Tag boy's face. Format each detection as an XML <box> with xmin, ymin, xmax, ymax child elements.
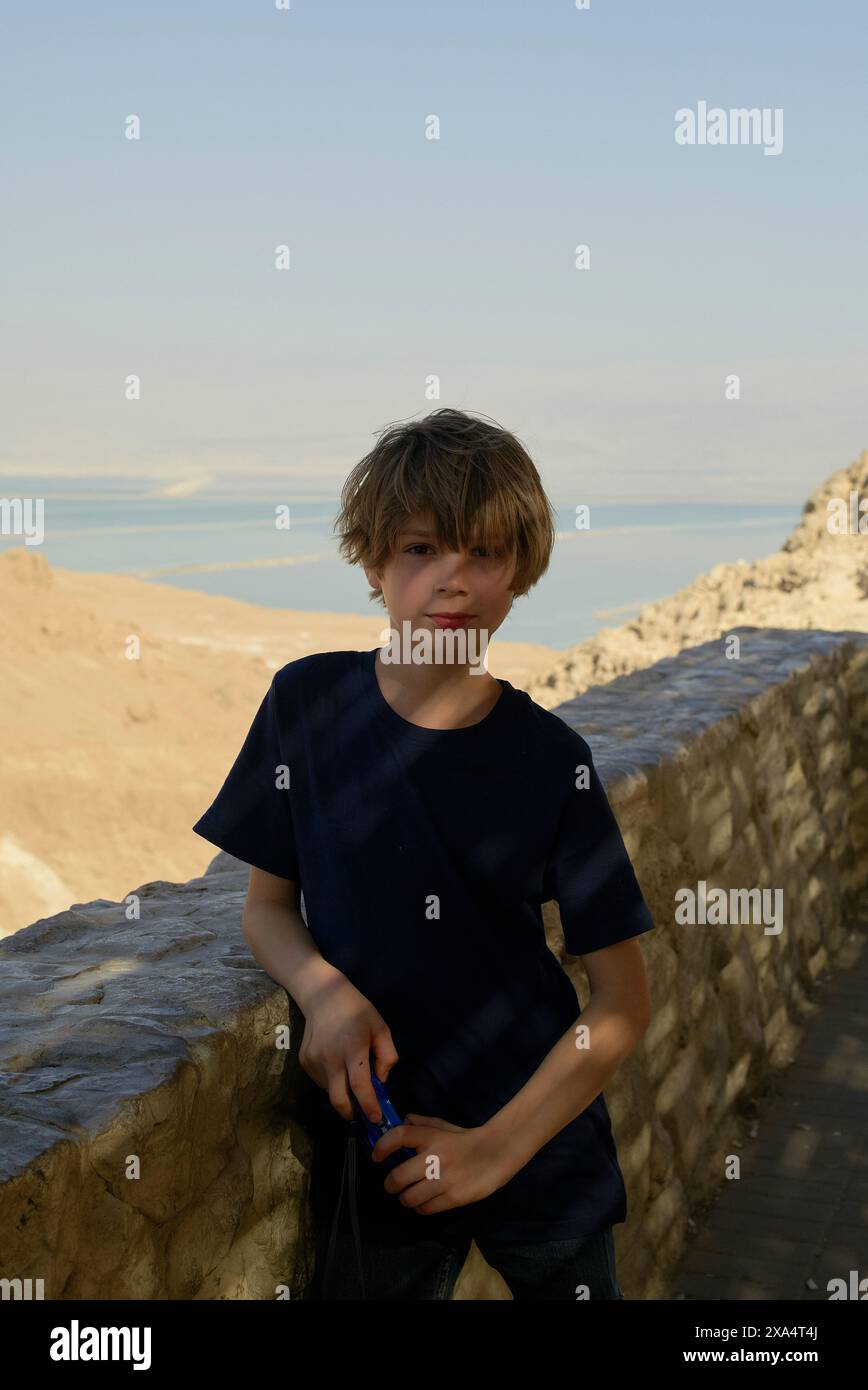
<box><xmin>365</xmin><ymin>511</ymin><xmax>516</xmax><ymax>645</ymax></box>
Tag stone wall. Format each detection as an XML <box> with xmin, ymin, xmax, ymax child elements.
<box><xmin>1</xmin><ymin>627</ymin><xmax>866</xmax><ymax>1300</ymax></box>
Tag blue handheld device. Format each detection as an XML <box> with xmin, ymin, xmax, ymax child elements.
<box><xmin>352</xmin><ymin>1073</ymin><xmax>417</xmax><ymax>1173</ymax></box>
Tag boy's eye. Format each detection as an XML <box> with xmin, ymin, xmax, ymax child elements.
<box><xmin>405</xmin><ymin>544</ymin><xmax>504</xmax><ymax>558</ymax></box>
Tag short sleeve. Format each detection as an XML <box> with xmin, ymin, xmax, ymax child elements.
<box><xmin>192</xmin><ymin>675</ymin><xmax>300</xmax><ymax>882</ymax></box>
<box><xmin>542</xmin><ymin>736</ymin><xmax>655</xmax><ymax>956</ymax></box>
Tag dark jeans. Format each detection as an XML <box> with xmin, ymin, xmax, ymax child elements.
<box><xmin>307</xmin><ymin>1218</ymin><xmax>626</xmax><ymax>1301</ymax></box>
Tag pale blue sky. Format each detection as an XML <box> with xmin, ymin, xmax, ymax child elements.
<box><xmin>1</xmin><ymin>0</ymin><xmax>865</xmax><ymax>503</ymax></box>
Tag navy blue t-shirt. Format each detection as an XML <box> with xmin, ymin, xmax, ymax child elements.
<box><xmin>192</xmin><ymin>646</ymin><xmax>655</xmax><ymax>1243</ymax></box>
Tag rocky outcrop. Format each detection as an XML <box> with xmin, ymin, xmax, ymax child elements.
<box><xmin>526</xmin><ymin>448</ymin><xmax>868</xmax><ymax>711</ymax></box>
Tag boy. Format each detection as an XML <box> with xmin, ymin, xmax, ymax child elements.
<box><xmin>192</xmin><ymin>407</ymin><xmax>654</xmax><ymax>1300</ymax></box>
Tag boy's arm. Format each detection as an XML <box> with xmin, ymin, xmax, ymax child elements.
<box><xmin>243</xmin><ymin>867</ymin><xmax>399</xmax><ymax>1123</ymax></box>
<box><xmin>480</xmin><ymin>938</ymin><xmax>651</xmax><ymax>1183</ymax></box>
<box><xmin>242</xmin><ymin>866</ymin><xmax>345</xmax><ymax>1012</ymax></box>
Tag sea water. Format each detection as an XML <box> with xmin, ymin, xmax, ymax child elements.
<box><xmin>0</xmin><ymin>478</ymin><xmax>801</xmax><ymax>650</ymax></box>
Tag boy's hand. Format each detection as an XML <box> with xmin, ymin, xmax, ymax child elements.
<box><xmin>297</xmin><ymin>973</ymin><xmax>398</xmax><ymax>1124</ymax></box>
<box><xmin>372</xmin><ymin>1113</ymin><xmax>518</xmax><ymax>1215</ymax></box>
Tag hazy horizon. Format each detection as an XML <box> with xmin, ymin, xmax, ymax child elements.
<box><xmin>2</xmin><ymin>1</ymin><xmax>866</xmax><ymax>506</ymax></box>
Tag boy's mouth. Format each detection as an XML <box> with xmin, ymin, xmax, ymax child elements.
<box><xmin>427</xmin><ymin>613</ymin><xmax>474</xmax><ymax>628</ymax></box>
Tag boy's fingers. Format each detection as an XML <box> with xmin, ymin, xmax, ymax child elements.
<box><xmin>370</xmin><ymin>1026</ymin><xmax>399</xmax><ymax>1083</ymax></box>
<box><xmin>348</xmin><ymin>1052</ymin><xmax>382</xmax><ymax>1123</ymax></box>
<box><xmin>372</xmin><ymin>1124</ymin><xmax>412</xmax><ymax>1159</ymax></box>
<box><xmin>327</xmin><ymin>1070</ymin><xmax>354</xmax><ymax>1122</ymax></box>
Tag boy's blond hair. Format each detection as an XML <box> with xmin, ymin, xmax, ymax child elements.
<box><xmin>333</xmin><ymin>407</ymin><xmax>557</xmax><ymax>609</ymax></box>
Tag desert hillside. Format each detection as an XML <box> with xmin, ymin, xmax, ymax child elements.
<box><xmin>1</xmin><ymin>447</ymin><xmax>865</xmax><ymax>938</ymax></box>
<box><xmin>0</xmin><ymin>555</ymin><xmax>553</xmax><ymax>938</ymax></box>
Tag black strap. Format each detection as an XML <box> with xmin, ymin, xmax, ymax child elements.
<box><xmin>321</xmin><ymin>1118</ymin><xmax>366</xmax><ymax>1299</ymax></box>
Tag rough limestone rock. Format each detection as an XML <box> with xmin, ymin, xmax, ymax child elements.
<box><xmin>526</xmin><ymin>447</ymin><xmax>868</xmax><ymax>712</ymax></box>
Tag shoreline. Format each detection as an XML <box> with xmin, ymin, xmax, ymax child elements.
<box><xmin>0</xmin><ymin>445</ymin><xmax>865</xmax><ymax>938</ymax></box>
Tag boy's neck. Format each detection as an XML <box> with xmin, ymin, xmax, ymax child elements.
<box><xmin>373</xmin><ymin>648</ymin><xmax>502</xmax><ymax>731</ymax></box>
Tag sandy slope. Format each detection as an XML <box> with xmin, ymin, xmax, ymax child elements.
<box><xmin>1</xmin><ymin>447</ymin><xmax>865</xmax><ymax>938</ymax></box>
<box><xmin>0</xmin><ymin>555</ymin><xmax>554</xmax><ymax>937</ymax></box>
